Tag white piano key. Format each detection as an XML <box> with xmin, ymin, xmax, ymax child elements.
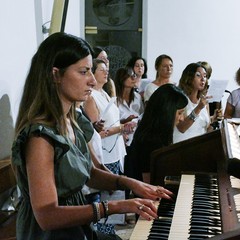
<box><xmin>168</xmin><ymin>174</ymin><xmax>195</xmax><ymax>240</ymax></box>
<box><xmin>230</xmin><ymin>176</ymin><xmax>240</xmax><ymax>221</ymax></box>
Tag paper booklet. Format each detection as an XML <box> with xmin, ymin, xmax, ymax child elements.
<box><xmin>207</xmin><ymin>79</ymin><xmax>229</xmax><ymax>103</ymax></box>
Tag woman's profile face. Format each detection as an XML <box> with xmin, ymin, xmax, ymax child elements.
<box><xmin>54</xmin><ymin>54</ymin><xmax>96</xmax><ymax>104</ymax></box>
<box><xmin>94</xmin><ymin>63</ymin><xmax>109</xmax><ymax>85</ymax></box>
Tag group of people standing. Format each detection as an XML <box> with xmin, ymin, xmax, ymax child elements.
<box><xmin>11</xmin><ymin>32</ymin><xmax>238</xmax><ymax>240</ymax></box>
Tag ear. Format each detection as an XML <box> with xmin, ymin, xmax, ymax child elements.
<box><xmin>52</xmin><ymin>67</ymin><xmax>60</xmax><ymax>83</ymax></box>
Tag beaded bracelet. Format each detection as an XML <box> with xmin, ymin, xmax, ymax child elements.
<box><xmin>101</xmin><ymin>200</ymin><xmax>109</xmax><ymax>217</ymax></box>
<box><xmin>92</xmin><ymin>202</ymin><xmax>101</xmax><ymax>223</ymax></box>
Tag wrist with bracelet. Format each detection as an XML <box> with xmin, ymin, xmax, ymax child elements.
<box><xmin>119</xmin><ymin>124</ymin><xmax>122</xmax><ymax>134</ymax></box>
<box><xmin>188</xmin><ymin>109</ymin><xmax>198</xmax><ymax>121</ymax></box>
<box><xmin>101</xmin><ymin>200</ymin><xmax>109</xmax><ymax>223</ymax></box>
<box><xmin>92</xmin><ymin>202</ymin><xmax>101</xmax><ymax>223</ymax></box>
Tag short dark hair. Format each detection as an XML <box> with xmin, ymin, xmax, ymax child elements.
<box><xmin>126</xmin><ymin>56</ymin><xmax>148</xmax><ymax>78</ymax></box>
<box><xmin>92</xmin><ymin>46</ymin><xmax>104</xmax><ymax>59</ymax></box>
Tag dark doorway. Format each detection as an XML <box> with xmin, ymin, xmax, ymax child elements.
<box><xmin>85</xmin><ymin>0</ymin><xmax>142</xmax><ymax>79</ymax></box>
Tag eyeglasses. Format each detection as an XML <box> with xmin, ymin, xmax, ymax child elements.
<box><xmin>96</xmin><ymin>68</ymin><xmax>109</xmax><ymax>73</ymax></box>
<box><xmin>99</xmin><ymin>56</ymin><xmax>109</xmax><ymax>62</ymax></box>
<box><xmin>130</xmin><ymin>73</ymin><xmax>137</xmax><ymax>79</ymax></box>
<box><xmin>195</xmin><ymin>71</ymin><xmax>207</xmax><ymax>80</ymax></box>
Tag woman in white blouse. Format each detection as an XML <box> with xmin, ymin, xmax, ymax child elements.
<box><xmin>114</xmin><ymin>67</ymin><xmax>144</xmax><ymax>146</ymax></box>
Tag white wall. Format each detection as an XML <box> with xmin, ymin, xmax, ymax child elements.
<box><xmin>0</xmin><ymin>1</ymin><xmax>36</xmax><ymax>159</ymax></box>
<box><xmin>1</xmin><ymin>0</ymin><xmax>240</xmax><ymax>159</ymax></box>
<box><xmin>143</xmin><ymin>0</ymin><xmax>240</xmax><ymax>108</ymax></box>
<box><xmin>0</xmin><ymin>0</ymin><xmax>80</xmax><ymax>159</ymax></box>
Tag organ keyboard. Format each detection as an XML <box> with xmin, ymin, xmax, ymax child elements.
<box><xmin>130</xmin><ymin>120</ymin><xmax>240</xmax><ymax>239</ymax></box>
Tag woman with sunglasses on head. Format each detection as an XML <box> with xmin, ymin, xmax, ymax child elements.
<box><xmin>114</xmin><ymin>67</ymin><xmax>144</xmax><ymax>145</ymax></box>
<box><xmin>173</xmin><ymin>63</ymin><xmax>219</xmax><ymax>143</ymax></box>
<box><xmin>114</xmin><ymin>67</ymin><xmax>144</xmax><ymax>198</ymax></box>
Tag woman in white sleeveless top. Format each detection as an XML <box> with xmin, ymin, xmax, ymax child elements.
<box><xmin>173</xmin><ymin>62</ymin><xmax>218</xmax><ymax>143</ymax></box>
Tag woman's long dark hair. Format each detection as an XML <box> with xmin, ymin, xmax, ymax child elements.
<box><xmin>134</xmin><ymin>84</ymin><xmax>187</xmax><ymax>146</ymax></box>
<box><xmin>15</xmin><ymin>32</ymin><xmax>93</xmax><ymax>136</ymax></box>
<box><xmin>115</xmin><ymin>67</ymin><xmax>135</xmax><ymax>105</ymax></box>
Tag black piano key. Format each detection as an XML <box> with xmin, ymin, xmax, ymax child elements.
<box><xmin>191</xmin><ymin>209</ymin><xmax>220</xmax><ymax>217</ymax></box>
<box><xmin>191</xmin><ymin>218</ymin><xmax>221</xmax><ymax>226</ymax></box>
<box><xmin>189</xmin><ymin>233</ymin><xmax>217</xmax><ymax>238</ymax></box>
<box><xmin>189</xmin><ymin>226</ymin><xmax>221</xmax><ymax>233</ymax></box>
<box><xmin>148</xmin><ymin>234</ymin><xmax>169</xmax><ymax>240</ymax></box>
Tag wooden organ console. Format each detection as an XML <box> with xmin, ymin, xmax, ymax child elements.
<box><xmin>130</xmin><ymin>120</ymin><xmax>240</xmax><ymax>239</ymax></box>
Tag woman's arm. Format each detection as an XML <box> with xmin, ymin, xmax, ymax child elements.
<box><xmin>176</xmin><ymin>109</ymin><xmax>198</xmax><ymax>133</ymax></box>
<box><xmin>103</xmin><ymin>122</ymin><xmax>136</xmax><ymax>138</ymax></box>
<box><xmin>224</xmin><ymin>102</ymin><xmax>234</xmax><ymax>118</ymax></box>
<box><xmin>88</xmin><ymin>140</ymin><xmax>111</xmax><ymax>173</ymax></box>
<box><xmin>177</xmin><ymin>97</ymin><xmax>209</xmax><ymax>133</ymax></box>
<box><xmin>26</xmin><ymin>135</ymin><xmax>163</xmax><ymax>230</ymax></box>
<box><xmin>87</xmin><ymin>167</ymin><xmax>173</xmax><ymax>201</ymax></box>
<box><xmin>83</xmin><ymin>96</ymin><xmax>99</xmax><ymax>123</ymax></box>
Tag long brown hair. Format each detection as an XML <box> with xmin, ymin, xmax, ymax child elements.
<box><xmin>115</xmin><ymin>67</ymin><xmax>135</xmax><ymax>106</ymax></box>
<box><xmin>15</xmin><ymin>32</ymin><xmax>93</xmax><ymax>137</ymax></box>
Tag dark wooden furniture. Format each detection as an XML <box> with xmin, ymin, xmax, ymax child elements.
<box><xmin>131</xmin><ymin>120</ymin><xmax>240</xmax><ymax>239</ymax></box>
<box><xmin>150</xmin><ymin>129</ymin><xmax>225</xmax><ymax>186</ymax></box>
<box><xmin>0</xmin><ymin>159</ymin><xmax>16</xmax><ymax>240</ymax></box>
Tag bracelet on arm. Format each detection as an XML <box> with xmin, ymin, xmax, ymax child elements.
<box><xmin>119</xmin><ymin>125</ymin><xmax>122</xmax><ymax>134</ymax></box>
<box><xmin>188</xmin><ymin>110</ymin><xmax>198</xmax><ymax>121</ymax></box>
<box><xmin>115</xmin><ymin>175</ymin><xmax>126</xmax><ymax>190</ymax></box>
<box><xmin>92</xmin><ymin>202</ymin><xmax>101</xmax><ymax>223</ymax></box>
<box><xmin>101</xmin><ymin>200</ymin><xmax>109</xmax><ymax>223</ymax></box>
